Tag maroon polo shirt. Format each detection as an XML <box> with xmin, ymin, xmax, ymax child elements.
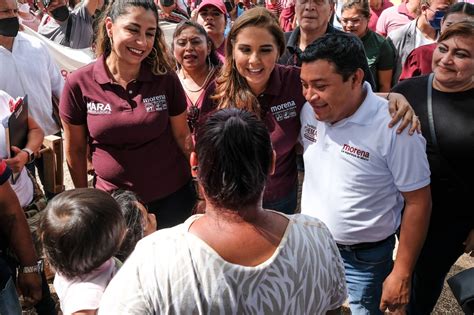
<box><xmin>258</xmin><ymin>65</ymin><xmax>305</xmax><ymax>202</ymax></box>
<box><xmin>198</xmin><ymin>65</ymin><xmax>304</xmax><ymax>203</ymax></box>
<box><xmin>60</xmin><ymin>55</ymin><xmax>191</xmax><ymax>203</ymax></box>
<box><xmin>399</xmin><ymin>43</ymin><xmax>436</xmax><ymax>81</ymax></box>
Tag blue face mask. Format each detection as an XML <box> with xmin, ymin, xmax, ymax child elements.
<box><xmin>429</xmin><ymin>10</ymin><xmax>445</xmax><ymax>30</ymax></box>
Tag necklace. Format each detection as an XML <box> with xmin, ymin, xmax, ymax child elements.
<box><xmin>180</xmin><ymin>64</ymin><xmax>216</xmax><ymax>93</ymax></box>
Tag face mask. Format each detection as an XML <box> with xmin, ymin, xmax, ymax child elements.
<box><xmin>19</xmin><ymin>3</ymin><xmax>30</xmax><ymax>13</ymax></box>
<box><xmin>0</xmin><ymin>17</ymin><xmax>20</xmax><ymax>37</ymax></box>
<box><xmin>51</xmin><ymin>5</ymin><xmax>70</xmax><ymax>22</ymax></box>
<box><xmin>429</xmin><ymin>10</ymin><xmax>445</xmax><ymax>30</ymax></box>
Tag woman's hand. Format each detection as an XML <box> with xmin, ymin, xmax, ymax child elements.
<box><xmin>5</xmin><ymin>146</ymin><xmax>29</xmax><ymax>173</ymax></box>
<box><xmin>464</xmin><ymin>229</ymin><xmax>474</xmax><ymax>257</ymax></box>
<box><xmin>383</xmin><ymin>92</ymin><xmax>421</xmax><ymax>135</ymax></box>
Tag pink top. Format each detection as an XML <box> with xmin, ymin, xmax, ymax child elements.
<box><xmin>376</xmin><ymin>3</ymin><xmax>416</xmax><ymax>37</ymax></box>
<box><xmin>54</xmin><ymin>258</ymin><xmax>119</xmax><ymax>315</ymax></box>
<box><xmin>368</xmin><ymin>0</ymin><xmax>394</xmax><ymax>32</ymax></box>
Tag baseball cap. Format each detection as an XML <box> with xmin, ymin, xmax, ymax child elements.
<box><xmin>197</xmin><ymin>0</ymin><xmax>227</xmax><ymax>15</ymax></box>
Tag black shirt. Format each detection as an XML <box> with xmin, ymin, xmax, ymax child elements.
<box><xmin>392</xmin><ymin>75</ymin><xmax>474</xmax><ymax>223</ymax></box>
<box><xmin>278</xmin><ymin>24</ymin><xmax>376</xmax><ymax>90</ymax></box>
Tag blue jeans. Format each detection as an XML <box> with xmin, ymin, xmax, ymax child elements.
<box><xmin>0</xmin><ymin>277</ymin><xmax>22</xmax><ymax>315</ymax></box>
<box><xmin>339</xmin><ymin>235</ymin><xmax>396</xmax><ymax>315</ymax></box>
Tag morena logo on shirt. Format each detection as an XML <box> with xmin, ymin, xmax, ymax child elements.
<box><xmin>303</xmin><ymin>124</ymin><xmax>317</xmax><ymax>143</ymax></box>
<box><xmin>270</xmin><ymin>100</ymin><xmax>297</xmax><ymax>122</ymax></box>
<box><xmin>87</xmin><ymin>102</ymin><xmax>112</xmax><ymax>115</ymax></box>
<box><xmin>341</xmin><ymin>144</ymin><xmax>370</xmax><ymax>161</ymax></box>
<box><xmin>143</xmin><ymin>95</ymin><xmax>168</xmax><ymax>113</ymax></box>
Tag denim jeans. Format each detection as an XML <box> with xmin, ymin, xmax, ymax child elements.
<box><xmin>0</xmin><ymin>277</ymin><xmax>22</xmax><ymax>315</ymax></box>
<box><xmin>339</xmin><ymin>235</ymin><xmax>396</xmax><ymax>315</ymax></box>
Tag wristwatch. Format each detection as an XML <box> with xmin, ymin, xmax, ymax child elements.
<box><xmin>21</xmin><ymin>148</ymin><xmax>35</xmax><ymax>164</ymax></box>
<box><xmin>19</xmin><ymin>259</ymin><xmax>43</xmax><ymax>275</ymax></box>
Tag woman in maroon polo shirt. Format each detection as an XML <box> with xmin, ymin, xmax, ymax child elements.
<box><xmin>172</xmin><ymin>20</ymin><xmax>221</xmax><ymax>135</ymax></box>
<box><xmin>212</xmin><ymin>7</ymin><xmax>420</xmax><ymax>214</ymax></box>
<box><xmin>60</xmin><ymin>0</ymin><xmax>196</xmax><ymax>229</ymax></box>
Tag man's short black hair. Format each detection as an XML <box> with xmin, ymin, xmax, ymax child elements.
<box><xmin>299</xmin><ymin>33</ymin><xmax>367</xmax><ymax>82</ymax></box>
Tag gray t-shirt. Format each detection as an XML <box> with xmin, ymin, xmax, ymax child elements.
<box><xmin>38</xmin><ymin>5</ymin><xmax>93</xmax><ymax>49</ymax></box>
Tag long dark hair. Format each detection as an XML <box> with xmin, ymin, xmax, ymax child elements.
<box><xmin>195</xmin><ymin>108</ymin><xmax>273</xmax><ymax>210</ymax></box>
<box><xmin>95</xmin><ymin>0</ymin><xmax>174</xmax><ymax>75</ymax></box>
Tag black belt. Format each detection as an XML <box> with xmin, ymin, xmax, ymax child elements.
<box><xmin>337</xmin><ymin>234</ymin><xmax>395</xmax><ymax>251</ymax></box>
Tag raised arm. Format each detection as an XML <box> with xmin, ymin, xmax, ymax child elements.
<box><xmin>376</xmin><ymin>92</ymin><xmax>421</xmax><ymax>135</ymax></box>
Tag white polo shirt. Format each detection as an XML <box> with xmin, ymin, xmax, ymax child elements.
<box><xmin>300</xmin><ymin>82</ymin><xmax>430</xmax><ymax>245</ymax></box>
<box><xmin>0</xmin><ymin>32</ymin><xmax>64</xmax><ymax>136</ymax></box>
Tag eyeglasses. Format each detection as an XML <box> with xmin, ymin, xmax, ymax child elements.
<box><xmin>341</xmin><ymin>16</ymin><xmax>364</xmax><ymax>26</ymax></box>
<box><xmin>187</xmin><ymin>105</ymin><xmax>200</xmax><ymax>133</ymax></box>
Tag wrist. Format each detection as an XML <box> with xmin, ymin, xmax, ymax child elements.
<box><xmin>19</xmin><ymin>259</ymin><xmax>43</xmax><ymax>275</ymax></box>
<box><xmin>21</xmin><ymin>147</ymin><xmax>35</xmax><ymax>164</ymax></box>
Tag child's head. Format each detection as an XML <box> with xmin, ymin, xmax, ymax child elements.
<box><xmin>111</xmin><ymin>190</ymin><xmax>156</xmax><ymax>261</ymax></box>
<box><xmin>39</xmin><ymin>188</ymin><xmax>126</xmax><ymax>279</ymax></box>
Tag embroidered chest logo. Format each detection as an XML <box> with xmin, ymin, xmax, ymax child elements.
<box><xmin>87</xmin><ymin>102</ymin><xmax>112</xmax><ymax>115</ymax></box>
<box><xmin>270</xmin><ymin>100</ymin><xmax>297</xmax><ymax>122</ymax></box>
<box><xmin>143</xmin><ymin>95</ymin><xmax>168</xmax><ymax>113</ymax></box>
<box><xmin>341</xmin><ymin>144</ymin><xmax>370</xmax><ymax>161</ymax></box>
<box><xmin>303</xmin><ymin>124</ymin><xmax>317</xmax><ymax>143</ymax></box>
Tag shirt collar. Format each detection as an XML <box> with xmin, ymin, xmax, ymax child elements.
<box><xmin>331</xmin><ymin>82</ymin><xmax>379</xmax><ymax>127</ymax></box>
<box><xmin>93</xmin><ymin>54</ymin><xmax>154</xmax><ymax>84</ymax></box>
<box><xmin>287</xmin><ymin>24</ymin><xmax>340</xmax><ymax>55</ymax></box>
<box><xmin>398</xmin><ymin>2</ymin><xmax>416</xmax><ymax>19</ymax></box>
<box><xmin>261</xmin><ymin>65</ymin><xmax>283</xmax><ymax>96</ymax></box>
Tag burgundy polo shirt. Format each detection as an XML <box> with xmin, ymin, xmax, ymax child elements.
<box><xmin>198</xmin><ymin>65</ymin><xmax>304</xmax><ymax>203</ymax></box>
<box><xmin>60</xmin><ymin>55</ymin><xmax>191</xmax><ymax>203</ymax></box>
<box><xmin>258</xmin><ymin>65</ymin><xmax>305</xmax><ymax>202</ymax></box>
<box><xmin>399</xmin><ymin>43</ymin><xmax>436</xmax><ymax>81</ymax></box>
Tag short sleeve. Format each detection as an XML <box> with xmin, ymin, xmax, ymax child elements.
<box><xmin>168</xmin><ymin>72</ymin><xmax>187</xmax><ymax>117</ymax></box>
<box><xmin>59</xmin><ymin>77</ymin><xmax>87</xmax><ymax>125</ymax></box>
<box><xmin>387</xmin><ymin>129</ymin><xmax>431</xmax><ymax>192</ymax></box>
<box><xmin>377</xmin><ymin>39</ymin><xmax>395</xmax><ymax>70</ymax></box>
<box><xmin>376</xmin><ymin>11</ymin><xmax>388</xmax><ymax>36</ymax></box>
<box><xmin>74</xmin><ymin>5</ymin><xmax>92</xmax><ymax>23</ymax></box>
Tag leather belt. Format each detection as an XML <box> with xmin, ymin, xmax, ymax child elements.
<box><xmin>337</xmin><ymin>234</ymin><xmax>395</xmax><ymax>251</ymax></box>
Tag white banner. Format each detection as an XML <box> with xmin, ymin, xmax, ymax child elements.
<box><xmin>23</xmin><ymin>26</ymin><xmax>95</xmax><ymax>79</ymax></box>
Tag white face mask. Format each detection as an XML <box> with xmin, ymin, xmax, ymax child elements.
<box><xmin>18</xmin><ymin>3</ymin><xmax>30</xmax><ymax>13</ymax></box>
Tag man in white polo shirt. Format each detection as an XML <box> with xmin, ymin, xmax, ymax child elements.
<box><xmin>299</xmin><ymin>33</ymin><xmax>431</xmax><ymax>315</ymax></box>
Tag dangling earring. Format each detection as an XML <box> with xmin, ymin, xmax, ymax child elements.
<box><xmin>207</xmin><ymin>54</ymin><xmax>211</xmax><ymax>66</ymax></box>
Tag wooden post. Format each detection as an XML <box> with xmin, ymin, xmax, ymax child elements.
<box><xmin>41</xmin><ymin>135</ymin><xmax>65</xmax><ymax>194</ymax></box>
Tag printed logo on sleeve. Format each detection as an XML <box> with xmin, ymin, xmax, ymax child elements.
<box><xmin>143</xmin><ymin>95</ymin><xmax>168</xmax><ymax>113</ymax></box>
<box><xmin>341</xmin><ymin>144</ymin><xmax>370</xmax><ymax>161</ymax></box>
<box><xmin>87</xmin><ymin>102</ymin><xmax>112</xmax><ymax>115</ymax></box>
<box><xmin>303</xmin><ymin>124</ymin><xmax>318</xmax><ymax>143</ymax></box>
<box><xmin>270</xmin><ymin>100</ymin><xmax>297</xmax><ymax>122</ymax></box>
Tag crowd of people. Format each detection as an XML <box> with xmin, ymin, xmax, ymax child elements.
<box><xmin>0</xmin><ymin>0</ymin><xmax>473</xmax><ymax>313</ymax></box>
